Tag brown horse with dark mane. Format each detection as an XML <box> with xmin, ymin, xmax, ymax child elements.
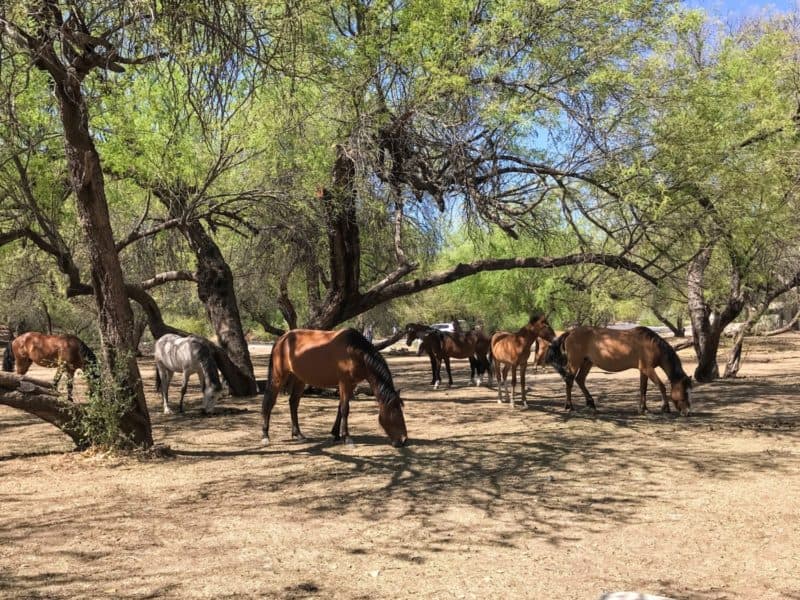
<box><xmin>490</xmin><ymin>315</ymin><xmax>556</xmax><ymax>408</ymax></box>
<box><xmin>546</xmin><ymin>326</ymin><xmax>692</xmax><ymax>415</ymax></box>
<box><xmin>261</xmin><ymin>328</ymin><xmax>408</xmax><ymax>447</ymax></box>
<box><xmin>3</xmin><ymin>332</ymin><xmax>98</xmax><ymax>401</ymax></box>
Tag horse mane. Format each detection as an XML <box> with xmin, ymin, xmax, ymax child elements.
<box><xmin>2</xmin><ymin>341</ymin><xmax>14</xmax><ymax>372</ymax></box>
<box><xmin>545</xmin><ymin>331</ymin><xmax>571</xmax><ymax>381</ymax></box>
<box><xmin>634</xmin><ymin>327</ymin><xmax>689</xmax><ymax>383</ymax></box>
<box><xmin>343</xmin><ymin>328</ymin><xmax>402</xmax><ymax>406</ymax></box>
<box><xmin>78</xmin><ymin>339</ymin><xmax>98</xmax><ymax>368</ymax></box>
<box><xmin>193</xmin><ymin>338</ymin><xmax>223</xmax><ymax>391</ymax></box>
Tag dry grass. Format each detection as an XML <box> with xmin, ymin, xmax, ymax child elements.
<box><xmin>2</xmin><ymin>336</ymin><xmax>800</xmax><ymax>599</ymax></box>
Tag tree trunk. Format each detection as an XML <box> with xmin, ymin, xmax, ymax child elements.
<box><xmin>54</xmin><ymin>79</ymin><xmax>152</xmax><ymax>446</ymax></box>
<box><xmin>180</xmin><ymin>220</ymin><xmax>257</xmax><ymax>395</ymax></box>
<box><xmin>151</xmin><ymin>187</ymin><xmax>257</xmax><ymax>396</ymax></box>
<box><xmin>0</xmin><ymin>372</ymin><xmax>86</xmax><ymax>448</ymax></box>
<box><xmin>687</xmin><ymin>247</ymin><xmax>746</xmax><ymax>382</ymax></box>
<box><xmin>687</xmin><ymin>248</ymin><xmax>721</xmax><ymax>382</ymax></box>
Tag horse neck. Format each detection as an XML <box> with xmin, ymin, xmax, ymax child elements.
<box><xmin>657</xmin><ymin>347</ymin><xmax>685</xmax><ymax>384</ymax></box>
<box><xmin>515</xmin><ymin>325</ymin><xmax>538</xmax><ymax>348</ymax></box>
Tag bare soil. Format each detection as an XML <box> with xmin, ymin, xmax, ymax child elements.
<box><xmin>2</xmin><ymin>336</ymin><xmax>800</xmax><ymax>600</ymax></box>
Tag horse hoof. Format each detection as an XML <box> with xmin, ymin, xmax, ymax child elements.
<box><xmin>261</xmin><ymin>437</ymin><xmax>270</xmax><ymax>446</ymax></box>
<box><xmin>344</xmin><ymin>437</ymin><xmax>354</xmax><ymax>446</ymax></box>
<box><xmin>433</xmin><ymin>382</ymin><xmax>440</xmax><ymax>390</ymax></box>
<box><xmin>522</xmin><ymin>402</ymin><xmax>529</xmax><ymax>409</ymax></box>
<box><xmin>292</xmin><ymin>434</ymin><xmax>307</xmax><ymax>442</ymax></box>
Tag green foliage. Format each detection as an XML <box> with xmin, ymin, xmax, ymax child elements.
<box><xmin>72</xmin><ymin>356</ymin><xmax>136</xmax><ymax>450</ymax></box>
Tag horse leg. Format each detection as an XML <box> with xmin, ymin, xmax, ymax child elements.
<box><xmin>428</xmin><ymin>353</ymin><xmax>440</xmax><ymax>389</ymax></box>
<box><xmin>639</xmin><ymin>371</ymin><xmax>649</xmax><ymax>414</ymax></box>
<box><xmin>575</xmin><ymin>360</ymin><xmax>596</xmax><ymax>412</ymax></box>
<box><xmin>520</xmin><ymin>362</ymin><xmax>528</xmax><ymax>408</ymax></box>
<box><xmin>337</xmin><ymin>381</ymin><xmax>355</xmax><ymax>445</ymax></box>
<box><xmin>444</xmin><ymin>355</ymin><xmax>453</xmax><ymax>387</ymax></box>
<box><xmin>468</xmin><ymin>356</ymin><xmax>476</xmax><ymax>385</ymax></box>
<box><xmin>564</xmin><ymin>371</ymin><xmax>576</xmax><ymax>411</ymax></box>
<box><xmin>179</xmin><ymin>371</ymin><xmax>190</xmax><ymax>413</ymax></box>
<box><xmin>496</xmin><ymin>362</ymin><xmax>504</xmax><ymax>403</ymax></box>
<box><xmin>14</xmin><ymin>357</ymin><xmax>32</xmax><ymax>376</ymax></box>
<box><xmin>509</xmin><ymin>365</ymin><xmax>517</xmax><ymax>408</ymax></box>
<box><xmin>261</xmin><ymin>375</ymin><xmax>281</xmax><ymax>446</ymax></box>
<box><xmin>330</xmin><ymin>405</ymin><xmax>343</xmax><ymax>441</ymax></box>
<box><xmin>65</xmin><ymin>368</ymin><xmax>75</xmax><ymax>402</ymax></box>
<box><xmin>647</xmin><ymin>368</ymin><xmax>670</xmax><ymax>413</ymax></box>
<box><xmin>158</xmin><ymin>366</ymin><xmax>174</xmax><ymax>414</ymax></box>
<box><xmin>288</xmin><ymin>377</ymin><xmax>307</xmax><ymax>441</ymax></box>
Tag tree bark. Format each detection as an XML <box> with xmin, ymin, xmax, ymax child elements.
<box><xmin>687</xmin><ymin>247</ymin><xmax>746</xmax><ymax>382</ymax></box>
<box><xmin>54</xmin><ymin>80</ymin><xmax>153</xmax><ymax>446</ymax></box>
<box><xmin>0</xmin><ymin>372</ymin><xmax>86</xmax><ymax>449</ymax></box>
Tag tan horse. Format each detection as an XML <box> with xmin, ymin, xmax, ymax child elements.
<box><xmin>490</xmin><ymin>315</ymin><xmax>556</xmax><ymax>408</ymax></box>
<box><xmin>261</xmin><ymin>328</ymin><xmax>408</xmax><ymax>447</ymax></box>
<box><xmin>3</xmin><ymin>332</ymin><xmax>98</xmax><ymax>401</ymax></box>
<box><xmin>546</xmin><ymin>326</ymin><xmax>692</xmax><ymax>415</ymax></box>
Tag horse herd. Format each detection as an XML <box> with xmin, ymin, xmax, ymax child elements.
<box><xmin>2</xmin><ymin>315</ymin><xmax>693</xmax><ymax>448</ymax></box>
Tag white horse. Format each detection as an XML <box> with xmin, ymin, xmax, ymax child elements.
<box><xmin>154</xmin><ymin>334</ymin><xmax>223</xmax><ymax>414</ymax></box>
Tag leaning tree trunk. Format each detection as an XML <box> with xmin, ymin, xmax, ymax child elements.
<box><xmin>0</xmin><ymin>372</ymin><xmax>86</xmax><ymax>449</ymax></box>
<box><xmin>180</xmin><ymin>221</ymin><xmax>257</xmax><ymax>395</ymax></box>
<box><xmin>722</xmin><ymin>310</ymin><xmax>760</xmax><ymax>378</ymax></box>
<box><xmin>153</xmin><ymin>187</ymin><xmax>257</xmax><ymax>396</ymax></box>
<box><xmin>54</xmin><ymin>79</ymin><xmax>152</xmax><ymax>446</ymax></box>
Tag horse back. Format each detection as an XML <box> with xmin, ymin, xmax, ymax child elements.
<box><xmin>13</xmin><ymin>332</ymin><xmax>83</xmax><ymax>368</ymax></box>
<box><xmin>271</xmin><ymin>329</ymin><xmax>362</xmax><ymax>388</ymax></box>
<box><xmin>564</xmin><ymin>326</ymin><xmax>647</xmax><ymax>371</ymax></box>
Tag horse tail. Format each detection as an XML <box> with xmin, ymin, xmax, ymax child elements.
<box><xmin>78</xmin><ymin>340</ymin><xmax>100</xmax><ymax>391</ymax></box>
<box><xmin>343</xmin><ymin>328</ymin><xmax>401</xmax><ymax>406</ymax></box>
<box><xmin>2</xmin><ymin>340</ymin><xmax>14</xmax><ymax>372</ymax></box>
<box><xmin>78</xmin><ymin>340</ymin><xmax>98</xmax><ymax>370</ymax></box>
<box><xmin>197</xmin><ymin>343</ymin><xmax>223</xmax><ymax>391</ymax></box>
<box><xmin>545</xmin><ymin>331</ymin><xmax>571</xmax><ymax>381</ymax></box>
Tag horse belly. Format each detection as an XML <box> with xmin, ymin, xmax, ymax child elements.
<box><xmin>587</xmin><ymin>347</ymin><xmax>638</xmax><ymax>372</ymax></box>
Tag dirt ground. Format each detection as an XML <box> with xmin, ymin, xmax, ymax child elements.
<box><xmin>1</xmin><ymin>336</ymin><xmax>800</xmax><ymax>600</ymax></box>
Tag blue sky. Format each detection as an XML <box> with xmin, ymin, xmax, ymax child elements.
<box><xmin>688</xmin><ymin>0</ymin><xmax>796</xmax><ymax>18</ymax></box>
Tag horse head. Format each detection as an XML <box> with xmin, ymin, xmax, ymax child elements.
<box><xmin>404</xmin><ymin>323</ymin><xmax>427</xmax><ymax>346</ymax></box>
<box><xmin>528</xmin><ymin>314</ymin><xmax>556</xmax><ymax>341</ymax></box>
<box><xmin>378</xmin><ymin>395</ymin><xmax>408</xmax><ymax>448</ymax></box>
<box><xmin>670</xmin><ymin>375</ymin><xmax>692</xmax><ymax>416</ymax></box>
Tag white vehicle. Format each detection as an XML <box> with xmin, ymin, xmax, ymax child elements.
<box><xmin>429</xmin><ymin>320</ymin><xmax>469</xmax><ymax>334</ymax></box>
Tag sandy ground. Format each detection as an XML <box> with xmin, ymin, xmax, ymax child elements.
<box><xmin>1</xmin><ymin>335</ymin><xmax>800</xmax><ymax>600</ymax></box>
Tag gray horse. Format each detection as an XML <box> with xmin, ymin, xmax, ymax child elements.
<box><xmin>154</xmin><ymin>334</ymin><xmax>223</xmax><ymax>414</ymax></box>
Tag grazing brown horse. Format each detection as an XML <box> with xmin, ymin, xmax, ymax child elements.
<box><xmin>546</xmin><ymin>326</ymin><xmax>692</xmax><ymax>415</ymax></box>
<box><xmin>3</xmin><ymin>332</ymin><xmax>98</xmax><ymax>401</ymax></box>
<box><xmin>405</xmin><ymin>323</ymin><xmax>447</xmax><ymax>388</ymax></box>
<box><xmin>261</xmin><ymin>328</ymin><xmax>408</xmax><ymax>447</ymax></box>
<box><xmin>490</xmin><ymin>315</ymin><xmax>556</xmax><ymax>408</ymax></box>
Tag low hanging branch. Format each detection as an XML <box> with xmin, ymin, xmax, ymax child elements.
<box><xmin>0</xmin><ymin>372</ymin><xmax>86</xmax><ymax>448</ymax></box>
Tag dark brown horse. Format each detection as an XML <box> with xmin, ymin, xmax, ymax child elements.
<box><xmin>546</xmin><ymin>326</ymin><xmax>692</xmax><ymax>415</ymax></box>
<box><xmin>490</xmin><ymin>315</ymin><xmax>556</xmax><ymax>408</ymax></box>
<box><xmin>3</xmin><ymin>332</ymin><xmax>98</xmax><ymax>401</ymax></box>
<box><xmin>261</xmin><ymin>328</ymin><xmax>408</xmax><ymax>447</ymax></box>
<box><xmin>440</xmin><ymin>328</ymin><xmax>492</xmax><ymax>387</ymax></box>
<box><xmin>405</xmin><ymin>323</ymin><xmax>447</xmax><ymax>388</ymax></box>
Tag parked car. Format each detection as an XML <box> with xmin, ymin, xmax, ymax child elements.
<box><xmin>430</xmin><ymin>320</ymin><xmax>469</xmax><ymax>334</ymax></box>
